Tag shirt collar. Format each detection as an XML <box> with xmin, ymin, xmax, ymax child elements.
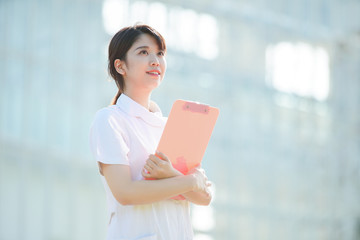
<box><xmin>116</xmin><ymin>94</ymin><xmax>165</xmax><ymax>127</ymax></box>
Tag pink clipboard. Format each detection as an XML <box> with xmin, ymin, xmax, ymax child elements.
<box><xmin>157</xmin><ymin>100</ymin><xmax>219</xmax><ymax>200</ymax></box>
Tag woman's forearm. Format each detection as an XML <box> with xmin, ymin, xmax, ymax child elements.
<box><xmin>122</xmin><ymin>176</ymin><xmax>195</xmax><ymax>205</ymax></box>
<box><xmin>102</xmin><ymin>163</ymin><xmax>196</xmax><ymax>205</ymax></box>
<box><xmin>182</xmin><ymin>190</ymin><xmax>212</xmax><ymax>206</ymax></box>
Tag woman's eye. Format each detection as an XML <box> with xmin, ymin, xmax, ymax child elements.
<box><xmin>158</xmin><ymin>51</ymin><xmax>165</xmax><ymax>56</ymax></box>
<box><xmin>139</xmin><ymin>50</ymin><xmax>148</xmax><ymax>55</ymax></box>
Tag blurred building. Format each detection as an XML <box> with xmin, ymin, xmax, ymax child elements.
<box><xmin>0</xmin><ymin>0</ymin><xmax>360</xmax><ymax>239</ymax></box>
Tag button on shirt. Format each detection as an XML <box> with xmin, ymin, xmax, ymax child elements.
<box><xmin>90</xmin><ymin>94</ymin><xmax>193</xmax><ymax>240</ymax></box>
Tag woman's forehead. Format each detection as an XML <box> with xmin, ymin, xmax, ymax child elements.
<box><xmin>132</xmin><ymin>34</ymin><xmax>162</xmax><ymax>50</ymax></box>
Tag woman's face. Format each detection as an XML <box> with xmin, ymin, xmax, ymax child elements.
<box><xmin>120</xmin><ymin>33</ymin><xmax>166</xmax><ymax>93</ymax></box>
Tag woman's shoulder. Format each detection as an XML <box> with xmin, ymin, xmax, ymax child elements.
<box><xmin>92</xmin><ymin>105</ymin><xmax>127</xmax><ymax>126</ymax></box>
<box><xmin>95</xmin><ymin>104</ymin><xmax>118</xmax><ymax>116</ymax></box>
<box><xmin>93</xmin><ymin>105</ymin><xmax>116</xmax><ymax>118</ymax></box>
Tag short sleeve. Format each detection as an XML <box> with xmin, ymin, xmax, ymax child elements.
<box><xmin>89</xmin><ymin>109</ymin><xmax>130</xmax><ymax>165</ymax></box>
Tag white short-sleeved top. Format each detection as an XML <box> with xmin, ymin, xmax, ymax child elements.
<box><xmin>89</xmin><ymin>94</ymin><xmax>193</xmax><ymax>240</ymax></box>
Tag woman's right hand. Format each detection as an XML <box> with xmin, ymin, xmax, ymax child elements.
<box><xmin>189</xmin><ymin>167</ymin><xmax>212</xmax><ymax>193</ymax></box>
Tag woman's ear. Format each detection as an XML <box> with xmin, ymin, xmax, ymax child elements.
<box><xmin>114</xmin><ymin>59</ymin><xmax>125</xmax><ymax>75</ymax></box>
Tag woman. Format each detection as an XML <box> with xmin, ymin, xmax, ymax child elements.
<box><xmin>90</xmin><ymin>24</ymin><xmax>212</xmax><ymax>240</ymax></box>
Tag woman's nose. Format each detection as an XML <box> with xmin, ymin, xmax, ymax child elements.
<box><xmin>150</xmin><ymin>55</ymin><xmax>160</xmax><ymax>66</ymax></box>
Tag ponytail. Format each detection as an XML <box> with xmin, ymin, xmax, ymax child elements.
<box><xmin>111</xmin><ymin>89</ymin><xmax>121</xmax><ymax>105</ymax></box>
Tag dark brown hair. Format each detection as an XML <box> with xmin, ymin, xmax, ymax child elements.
<box><xmin>108</xmin><ymin>24</ymin><xmax>166</xmax><ymax>105</ymax></box>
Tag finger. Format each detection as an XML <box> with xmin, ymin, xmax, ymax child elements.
<box><xmin>143</xmin><ymin>164</ymin><xmax>153</xmax><ymax>172</ymax></box>
<box><xmin>202</xmin><ymin>186</ymin><xmax>210</xmax><ymax>195</ymax></box>
<box><xmin>148</xmin><ymin>154</ymin><xmax>156</xmax><ymax>160</ymax></box>
<box><xmin>153</xmin><ymin>156</ymin><xmax>167</xmax><ymax>166</ymax></box>
<box><xmin>142</xmin><ymin>168</ymin><xmax>151</xmax><ymax>178</ymax></box>
<box><xmin>156</xmin><ymin>151</ymin><xmax>170</xmax><ymax>162</ymax></box>
<box><xmin>150</xmin><ymin>155</ymin><xmax>168</xmax><ymax>167</ymax></box>
<box><xmin>149</xmin><ymin>155</ymin><xmax>161</xmax><ymax>164</ymax></box>
<box><xmin>149</xmin><ymin>155</ymin><xmax>161</xmax><ymax>165</ymax></box>
<box><xmin>205</xmin><ymin>190</ymin><xmax>212</xmax><ymax>198</ymax></box>
<box><xmin>146</xmin><ymin>159</ymin><xmax>157</xmax><ymax>169</ymax></box>
<box><xmin>204</xmin><ymin>189</ymin><xmax>211</xmax><ymax>198</ymax></box>
<box><xmin>144</xmin><ymin>160</ymin><xmax>154</xmax><ymax>170</ymax></box>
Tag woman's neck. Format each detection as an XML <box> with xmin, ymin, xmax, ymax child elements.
<box><xmin>123</xmin><ymin>89</ymin><xmax>152</xmax><ymax>111</ymax></box>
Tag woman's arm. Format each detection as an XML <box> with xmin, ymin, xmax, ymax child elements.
<box><xmin>142</xmin><ymin>152</ymin><xmax>213</xmax><ymax>206</ymax></box>
<box><xmin>101</xmin><ymin>162</ymin><xmax>206</xmax><ymax>205</ymax></box>
<box><xmin>182</xmin><ymin>189</ymin><xmax>212</xmax><ymax>206</ymax></box>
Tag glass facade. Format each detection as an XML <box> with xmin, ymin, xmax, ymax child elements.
<box><xmin>1</xmin><ymin>0</ymin><xmax>360</xmax><ymax>239</ymax></box>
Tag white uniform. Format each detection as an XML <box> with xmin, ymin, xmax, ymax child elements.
<box><xmin>90</xmin><ymin>94</ymin><xmax>193</xmax><ymax>240</ymax></box>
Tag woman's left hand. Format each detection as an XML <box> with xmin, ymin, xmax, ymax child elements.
<box><xmin>142</xmin><ymin>151</ymin><xmax>182</xmax><ymax>179</ymax></box>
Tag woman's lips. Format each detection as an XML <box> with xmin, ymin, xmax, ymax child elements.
<box><xmin>146</xmin><ymin>70</ymin><xmax>161</xmax><ymax>76</ymax></box>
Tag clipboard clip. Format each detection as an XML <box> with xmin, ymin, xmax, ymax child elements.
<box><xmin>182</xmin><ymin>101</ymin><xmax>210</xmax><ymax>114</ymax></box>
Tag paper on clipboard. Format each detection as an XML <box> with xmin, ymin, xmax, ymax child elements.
<box><xmin>157</xmin><ymin>100</ymin><xmax>219</xmax><ymax>175</ymax></box>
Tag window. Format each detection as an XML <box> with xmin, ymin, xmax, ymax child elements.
<box><xmin>266</xmin><ymin>42</ymin><xmax>330</xmax><ymax>101</ymax></box>
<box><xmin>102</xmin><ymin>0</ymin><xmax>219</xmax><ymax>60</ymax></box>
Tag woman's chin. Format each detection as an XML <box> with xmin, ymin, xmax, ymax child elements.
<box><xmin>147</xmin><ymin>79</ymin><xmax>162</xmax><ymax>90</ymax></box>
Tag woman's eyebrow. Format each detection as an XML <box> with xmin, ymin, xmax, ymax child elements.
<box><xmin>134</xmin><ymin>46</ymin><xmax>149</xmax><ymax>51</ymax></box>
